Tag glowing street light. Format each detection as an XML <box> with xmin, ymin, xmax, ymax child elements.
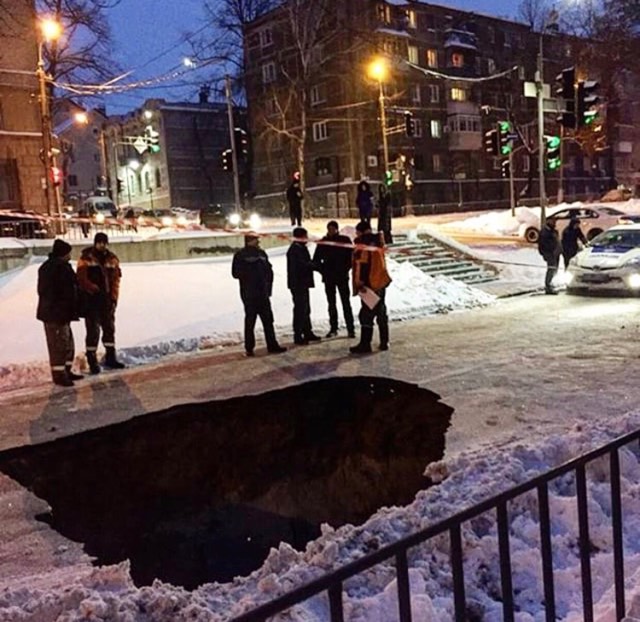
<box><xmin>183</xmin><ymin>57</ymin><xmax>196</xmax><ymax>68</ymax></box>
<box><xmin>367</xmin><ymin>57</ymin><xmax>390</xmax><ymax>175</ymax></box>
<box><xmin>39</xmin><ymin>18</ymin><xmax>62</xmax><ymax>42</ymax></box>
<box><xmin>367</xmin><ymin>57</ymin><xmax>388</xmax><ymax>82</ymax></box>
<box><xmin>143</xmin><ymin>110</ymin><xmax>153</xmax><ymax>121</ymax></box>
<box><xmin>74</xmin><ymin>111</ymin><xmax>89</xmax><ymax>125</ymax></box>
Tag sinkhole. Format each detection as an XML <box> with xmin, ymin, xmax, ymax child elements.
<box><xmin>0</xmin><ymin>376</ymin><xmax>452</xmax><ymax>590</ymax></box>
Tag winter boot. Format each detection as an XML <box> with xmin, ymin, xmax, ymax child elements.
<box><xmin>350</xmin><ymin>326</ymin><xmax>373</xmax><ymax>355</ymax></box>
<box><xmin>52</xmin><ymin>370</ymin><xmax>74</xmax><ymax>387</ymax></box>
<box><xmin>65</xmin><ymin>364</ymin><xmax>84</xmax><ymax>381</ymax></box>
<box><xmin>86</xmin><ymin>351</ymin><xmax>101</xmax><ymax>375</ymax></box>
<box><xmin>104</xmin><ymin>346</ymin><xmax>126</xmax><ymax>369</ymax></box>
<box><xmin>379</xmin><ymin>321</ymin><xmax>389</xmax><ymax>351</ymax></box>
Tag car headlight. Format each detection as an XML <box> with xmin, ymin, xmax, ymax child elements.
<box><xmin>248</xmin><ymin>213</ymin><xmax>262</xmax><ymax>230</ymax></box>
<box><xmin>95</xmin><ymin>213</ymin><xmax>105</xmax><ymax>224</ymax></box>
<box><xmin>628</xmin><ymin>273</ymin><xmax>640</xmax><ymax>289</ymax></box>
<box><xmin>161</xmin><ymin>216</ymin><xmax>173</xmax><ymax>227</ymax></box>
<box><xmin>176</xmin><ymin>216</ymin><xmax>187</xmax><ymax>226</ymax></box>
<box><xmin>228</xmin><ymin>213</ymin><xmax>241</xmax><ymax>227</ymax></box>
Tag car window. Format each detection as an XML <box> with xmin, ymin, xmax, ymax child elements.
<box><xmin>582</xmin><ymin>209</ymin><xmax>598</xmax><ymax>219</ymax></box>
<box><xmin>598</xmin><ymin>207</ymin><xmax>625</xmax><ymax>215</ymax></box>
<box><xmin>553</xmin><ymin>210</ymin><xmax>570</xmax><ymax>219</ymax></box>
<box><xmin>590</xmin><ymin>229</ymin><xmax>640</xmax><ymax>248</ymax></box>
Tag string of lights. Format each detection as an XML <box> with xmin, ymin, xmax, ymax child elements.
<box><xmin>405</xmin><ymin>60</ymin><xmax>520</xmax><ymax>82</ymax></box>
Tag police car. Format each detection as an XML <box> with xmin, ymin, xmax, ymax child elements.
<box><xmin>566</xmin><ymin>224</ymin><xmax>640</xmax><ymax>294</ymax></box>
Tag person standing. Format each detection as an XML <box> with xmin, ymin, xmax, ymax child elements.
<box><xmin>232</xmin><ymin>233</ymin><xmax>287</xmax><ymax>357</ymax></box>
<box><xmin>36</xmin><ymin>239</ymin><xmax>83</xmax><ymax>387</ymax></box>
<box><xmin>287</xmin><ymin>227</ymin><xmax>321</xmax><ymax>345</ymax></box>
<box><xmin>286</xmin><ymin>172</ymin><xmax>304</xmax><ymax>226</ymax></box>
<box><xmin>77</xmin><ymin>232</ymin><xmax>125</xmax><ymax>373</ymax></box>
<box><xmin>313</xmin><ymin>220</ymin><xmax>355</xmax><ymax>338</ymax></box>
<box><xmin>356</xmin><ymin>179</ymin><xmax>374</xmax><ymax>223</ymax></box>
<box><xmin>377</xmin><ymin>184</ymin><xmax>393</xmax><ymax>244</ymax></box>
<box><xmin>350</xmin><ymin>221</ymin><xmax>392</xmax><ymax>354</ymax></box>
<box><xmin>538</xmin><ymin>215</ymin><xmax>562</xmax><ymax>295</ymax></box>
<box><xmin>561</xmin><ymin>215</ymin><xmax>587</xmax><ymax>269</ymax></box>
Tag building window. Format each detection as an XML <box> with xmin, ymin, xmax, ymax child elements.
<box><xmin>429</xmin><ymin>85</ymin><xmax>440</xmax><ymax>103</ymax></box>
<box><xmin>523</xmin><ymin>156</ymin><xmax>530</xmax><ymax>173</ymax></box>
<box><xmin>408</xmin><ymin>45</ymin><xmax>419</xmax><ymax>64</ymax></box>
<box><xmin>518</xmin><ymin>66</ymin><xmax>525</xmax><ymax>80</ymax></box>
<box><xmin>451</xmin><ymin>53</ymin><xmax>464</xmax><ymax>68</ymax></box>
<box><xmin>377</xmin><ymin>3</ymin><xmax>391</xmax><ymax>24</ymax></box>
<box><xmin>144</xmin><ymin>170</ymin><xmax>150</xmax><ymax>192</ymax></box>
<box><xmin>262</xmin><ymin>62</ymin><xmax>276</xmax><ymax>84</ymax></box>
<box><xmin>430</xmin><ymin>119</ymin><xmax>442</xmax><ymax>138</ymax></box>
<box><xmin>449</xmin><ymin>115</ymin><xmax>480</xmax><ymax>132</ymax></box>
<box><xmin>313</xmin><ymin>121</ymin><xmax>329</xmax><ymax>142</ymax></box>
<box><xmin>487</xmin><ymin>26</ymin><xmax>495</xmax><ymax>44</ymax></box>
<box><xmin>315</xmin><ymin>157</ymin><xmax>332</xmax><ymax>176</ymax></box>
<box><xmin>310</xmin><ymin>84</ymin><xmax>325</xmax><ymax>105</ymax></box>
<box><xmin>487</xmin><ymin>58</ymin><xmax>496</xmax><ymax>74</ymax></box>
<box><xmin>450</xmin><ymin>87</ymin><xmax>467</xmax><ymax>101</ymax></box>
<box><xmin>406</xmin><ymin>9</ymin><xmax>417</xmax><ymax>29</ymax></box>
<box><xmin>68</xmin><ymin>174</ymin><xmax>78</xmax><ymax>187</ymax></box>
<box><xmin>260</xmin><ymin>28</ymin><xmax>273</xmax><ymax>47</ymax></box>
<box><xmin>413</xmin><ymin>118</ymin><xmax>423</xmax><ymax>137</ymax></box>
<box><xmin>432</xmin><ymin>154</ymin><xmax>442</xmax><ymax>172</ymax></box>
<box><xmin>155</xmin><ymin>168</ymin><xmax>162</xmax><ymax>188</ymax></box>
<box><xmin>427</xmin><ymin>49</ymin><xmax>438</xmax><ymax>68</ymax></box>
<box><xmin>412</xmin><ymin>84</ymin><xmax>421</xmax><ymax>104</ymax></box>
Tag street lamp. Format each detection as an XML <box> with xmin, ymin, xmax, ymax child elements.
<box><xmin>36</xmin><ymin>17</ymin><xmax>62</xmax><ymax>223</ymax></box>
<box><xmin>368</xmin><ymin>57</ymin><xmax>390</xmax><ymax>174</ymax></box>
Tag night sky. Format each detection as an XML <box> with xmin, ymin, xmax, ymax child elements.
<box><xmin>106</xmin><ymin>0</ymin><xmax>515</xmax><ymax>114</ymax></box>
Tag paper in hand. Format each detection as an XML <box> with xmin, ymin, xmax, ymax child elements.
<box><xmin>358</xmin><ymin>286</ymin><xmax>380</xmax><ymax>310</ymax></box>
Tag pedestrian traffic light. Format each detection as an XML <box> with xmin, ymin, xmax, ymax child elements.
<box><xmin>484</xmin><ymin>129</ymin><xmax>499</xmax><ymax>156</ymax></box>
<box><xmin>221</xmin><ymin>148</ymin><xmax>232</xmax><ymax>171</ymax></box>
<box><xmin>501</xmin><ymin>159</ymin><xmax>510</xmax><ymax>179</ymax></box>
<box><xmin>576</xmin><ymin>80</ymin><xmax>600</xmax><ymax>128</ymax></box>
<box><xmin>498</xmin><ymin>121</ymin><xmax>513</xmax><ymax>156</ymax></box>
<box><xmin>555</xmin><ymin>66</ymin><xmax>576</xmax><ymax>129</ymax></box>
<box><xmin>50</xmin><ymin>166</ymin><xmax>62</xmax><ymax>187</ymax></box>
<box><xmin>234</xmin><ymin>127</ymin><xmax>249</xmax><ymax>160</ymax></box>
<box><xmin>545</xmin><ymin>135</ymin><xmax>561</xmax><ymax>171</ymax></box>
<box><xmin>384</xmin><ymin>170</ymin><xmax>393</xmax><ymax>187</ymax></box>
<box><xmin>144</xmin><ymin>124</ymin><xmax>161</xmax><ymax>153</ymax></box>
<box><xmin>404</xmin><ymin>111</ymin><xmax>415</xmax><ymax>137</ymax></box>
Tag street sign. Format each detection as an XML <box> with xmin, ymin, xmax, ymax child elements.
<box><xmin>133</xmin><ymin>137</ymin><xmax>148</xmax><ymax>154</ymax></box>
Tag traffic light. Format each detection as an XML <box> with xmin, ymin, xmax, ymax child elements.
<box><xmin>556</xmin><ymin>66</ymin><xmax>576</xmax><ymax>129</ymax></box>
<box><xmin>384</xmin><ymin>170</ymin><xmax>393</xmax><ymax>187</ymax></box>
<box><xmin>484</xmin><ymin>129</ymin><xmax>499</xmax><ymax>156</ymax></box>
<box><xmin>233</xmin><ymin>127</ymin><xmax>249</xmax><ymax>160</ymax></box>
<box><xmin>50</xmin><ymin>166</ymin><xmax>62</xmax><ymax>187</ymax></box>
<box><xmin>576</xmin><ymin>80</ymin><xmax>600</xmax><ymax>128</ymax></box>
<box><xmin>221</xmin><ymin>149</ymin><xmax>232</xmax><ymax>171</ymax></box>
<box><xmin>144</xmin><ymin>124</ymin><xmax>161</xmax><ymax>153</ymax></box>
<box><xmin>498</xmin><ymin>121</ymin><xmax>513</xmax><ymax>156</ymax></box>
<box><xmin>404</xmin><ymin>111</ymin><xmax>415</xmax><ymax>137</ymax></box>
<box><xmin>501</xmin><ymin>160</ymin><xmax>510</xmax><ymax>179</ymax></box>
<box><xmin>545</xmin><ymin>135</ymin><xmax>561</xmax><ymax>171</ymax></box>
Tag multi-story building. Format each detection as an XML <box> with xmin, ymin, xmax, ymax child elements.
<box><xmin>244</xmin><ymin>0</ymin><xmax>620</xmax><ymax>215</ymax></box>
<box><xmin>104</xmin><ymin>98</ymin><xmax>245</xmax><ymax>212</ymax></box>
<box><xmin>0</xmin><ymin>1</ymin><xmax>46</xmax><ymax>212</ymax></box>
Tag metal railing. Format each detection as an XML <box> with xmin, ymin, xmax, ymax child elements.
<box><xmin>231</xmin><ymin>428</ymin><xmax>639</xmax><ymax>622</ymax></box>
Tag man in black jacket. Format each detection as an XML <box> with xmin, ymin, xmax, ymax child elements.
<box><xmin>312</xmin><ymin>220</ymin><xmax>355</xmax><ymax>338</ymax></box>
<box><xmin>286</xmin><ymin>173</ymin><xmax>303</xmax><ymax>226</ymax></box>
<box><xmin>232</xmin><ymin>233</ymin><xmax>287</xmax><ymax>357</ymax></box>
<box><xmin>36</xmin><ymin>239</ymin><xmax>83</xmax><ymax>386</ymax></box>
<box><xmin>287</xmin><ymin>227</ymin><xmax>321</xmax><ymax>345</ymax></box>
<box><xmin>561</xmin><ymin>216</ymin><xmax>587</xmax><ymax>269</ymax></box>
<box><xmin>538</xmin><ymin>215</ymin><xmax>562</xmax><ymax>294</ymax></box>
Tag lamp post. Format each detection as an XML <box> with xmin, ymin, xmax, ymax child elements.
<box><xmin>36</xmin><ymin>18</ymin><xmax>62</xmax><ymax>224</ymax></box>
<box><xmin>368</xmin><ymin>57</ymin><xmax>389</xmax><ymax>174</ymax></box>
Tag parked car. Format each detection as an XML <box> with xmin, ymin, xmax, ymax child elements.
<box><xmin>566</xmin><ymin>224</ymin><xmax>640</xmax><ymax>295</ymax></box>
<box><xmin>200</xmin><ymin>204</ymin><xmax>262</xmax><ymax>231</ymax></box>
<box><xmin>0</xmin><ymin>210</ymin><xmax>49</xmax><ymax>239</ymax></box>
<box><xmin>170</xmin><ymin>207</ymin><xmax>200</xmax><ymax>226</ymax></box>
<box><xmin>82</xmin><ymin>197</ymin><xmax>118</xmax><ymax>223</ymax></box>
<box><xmin>138</xmin><ymin>209</ymin><xmax>176</xmax><ymax>228</ymax></box>
<box><xmin>520</xmin><ymin>205</ymin><xmax>627</xmax><ymax>244</ymax></box>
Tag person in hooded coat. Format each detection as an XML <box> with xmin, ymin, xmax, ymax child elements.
<box><xmin>561</xmin><ymin>216</ymin><xmax>587</xmax><ymax>269</ymax></box>
<box><xmin>538</xmin><ymin>216</ymin><xmax>562</xmax><ymax>294</ymax></box>
<box><xmin>356</xmin><ymin>180</ymin><xmax>374</xmax><ymax>223</ymax></box>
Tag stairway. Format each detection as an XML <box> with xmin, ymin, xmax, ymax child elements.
<box><xmin>388</xmin><ymin>232</ymin><xmax>499</xmax><ymax>285</ymax></box>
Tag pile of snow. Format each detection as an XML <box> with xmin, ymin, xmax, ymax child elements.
<box><xmin>4</xmin><ymin>412</ymin><xmax>640</xmax><ymax>620</ymax></box>
<box><xmin>0</xmin><ymin>250</ymin><xmax>495</xmax><ymax>393</ymax></box>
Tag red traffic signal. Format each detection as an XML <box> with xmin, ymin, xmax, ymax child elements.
<box><xmin>50</xmin><ymin>166</ymin><xmax>63</xmax><ymax>187</ymax></box>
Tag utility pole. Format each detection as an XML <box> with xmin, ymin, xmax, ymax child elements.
<box><xmin>536</xmin><ymin>32</ymin><xmax>547</xmax><ymax>226</ymax></box>
<box><xmin>558</xmin><ymin>126</ymin><xmax>565</xmax><ymax>204</ymax></box>
<box><xmin>225</xmin><ymin>75</ymin><xmax>242</xmax><ymax>214</ymax></box>
<box><xmin>509</xmin><ymin>148</ymin><xmax>516</xmax><ymax>216</ymax></box>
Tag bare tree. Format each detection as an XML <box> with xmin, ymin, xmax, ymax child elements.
<box><xmin>517</xmin><ymin>0</ymin><xmax>554</xmax><ymax>30</ymax></box>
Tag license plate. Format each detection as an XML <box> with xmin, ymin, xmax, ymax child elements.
<box><xmin>581</xmin><ymin>273</ymin><xmax>610</xmax><ymax>283</ymax></box>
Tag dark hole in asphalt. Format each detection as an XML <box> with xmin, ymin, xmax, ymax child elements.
<box><xmin>0</xmin><ymin>376</ymin><xmax>452</xmax><ymax>590</ymax></box>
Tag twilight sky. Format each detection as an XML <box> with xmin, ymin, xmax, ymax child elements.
<box><xmin>106</xmin><ymin>0</ymin><xmax>516</xmax><ymax>114</ymax></box>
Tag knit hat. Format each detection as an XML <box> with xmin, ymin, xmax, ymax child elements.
<box><xmin>51</xmin><ymin>239</ymin><xmax>72</xmax><ymax>258</ymax></box>
<box><xmin>94</xmin><ymin>232</ymin><xmax>109</xmax><ymax>245</ymax></box>
<box><xmin>327</xmin><ymin>220</ymin><xmax>339</xmax><ymax>229</ymax></box>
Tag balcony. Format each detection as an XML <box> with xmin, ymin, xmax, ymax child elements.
<box><xmin>444</xmin><ymin>29</ymin><xmax>478</xmax><ymax>51</ymax></box>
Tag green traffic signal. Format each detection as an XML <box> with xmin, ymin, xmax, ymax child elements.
<box><xmin>498</xmin><ymin>120</ymin><xmax>513</xmax><ymax>155</ymax></box>
<box><xmin>384</xmin><ymin>171</ymin><xmax>393</xmax><ymax>187</ymax></box>
<box><xmin>498</xmin><ymin>121</ymin><xmax>512</xmax><ymax>133</ymax></box>
<box><xmin>545</xmin><ymin>135</ymin><xmax>561</xmax><ymax>171</ymax></box>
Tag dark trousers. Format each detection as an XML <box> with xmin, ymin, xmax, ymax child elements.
<box><xmin>325</xmin><ymin>278</ymin><xmax>354</xmax><ymax>332</ymax></box>
<box><xmin>563</xmin><ymin>251</ymin><xmax>576</xmax><ymax>270</ymax></box>
<box><xmin>289</xmin><ymin>203</ymin><xmax>302</xmax><ymax>226</ymax></box>
<box><xmin>243</xmin><ymin>296</ymin><xmax>278</xmax><ymax>352</ymax></box>
<box><xmin>358</xmin><ymin>288</ymin><xmax>389</xmax><ymax>346</ymax></box>
<box><xmin>543</xmin><ymin>255</ymin><xmax>559</xmax><ymax>291</ymax></box>
<box><xmin>85</xmin><ymin>301</ymin><xmax>116</xmax><ymax>351</ymax></box>
<box><xmin>291</xmin><ymin>288</ymin><xmax>312</xmax><ymax>339</ymax></box>
<box><xmin>44</xmin><ymin>322</ymin><xmax>75</xmax><ymax>372</ymax></box>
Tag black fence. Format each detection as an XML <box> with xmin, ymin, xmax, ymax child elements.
<box><xmin>231</xmin><ymin>427</ymin><xmax>639</xmax><ymax>622</ymax></box>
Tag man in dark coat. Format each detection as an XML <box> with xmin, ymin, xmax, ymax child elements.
<box><xmin>286</xmin><ymin>172</ymin><xmax>303</xmax><ymax>226</ymax></box>
<box><xmin>312</xmin><ymin>220</ymin><xmax>355</xmax><ymax>338</ymax></box>
<box><xmin>77</xmin><ymin>232</ymin><xmax>125</xmax><ymax>373</ymax></box>
<box><xmin>37</xmin><ymin>239</ymin><xmax>83</xmax><ymax>386</ymax></box>
<box><xmin>538</xmin><ymin>215</ymin><xmax>562</xmax><ymax>294</ymax></box>
<box><xmin>377</xmin><ymin>184</ymin><xmax>393</xmax><ymax>244</ymax></box>
<box><xmin>232</xmin><ymin>233</ymin><xmax>287</xmax><ymax>357</ymax></box>
<box><xmin>561</xmin><ymin>216</ymin><xmax>587</xmax><ymax>269</ymax></box>
<box><xmin>287</xmin><ymin>227</ymin><xmax>321</xmax><ymax>345</ymax></box>
<box><xmin>356</xmin><ymin>180</ymin><xmax>374</xmax><ymax>223</ymax></box>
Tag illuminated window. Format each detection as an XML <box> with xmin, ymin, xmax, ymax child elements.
<box><xmin>430</xmin><ymin>119</ymin><xmax>442</xmax><ymax>138</ymax></box>
<box><xmin>451</xmin><ymin>53</ymin><xmax>464</xmax><ymax>67</ymax></box>
<box><xmin>427</xmin><ymin>49</ymin><xmax>438</xmax><ymax>68</ymax></box>
<box><xmin>451</xmin><ymin>87</ymin><xmax>467</xmax><ymax>101</ymax></box>
<box><xmin>408</xmin><ymin>45</ymin><xmax>419</xmax><ymax>64</ymax></box>
<box><xmin>406</xmin><ymin>9</ymin><xmax>417</xmax><ymax>28</ymax></box>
